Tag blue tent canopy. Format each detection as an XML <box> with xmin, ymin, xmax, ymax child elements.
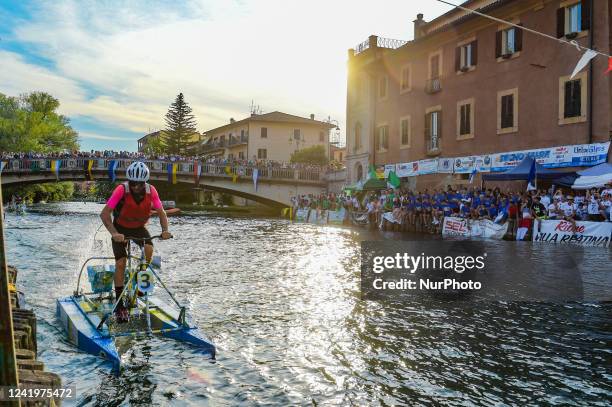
<box><xmin>482</xmin><ymin>157</ymin><xmax>576</xmax><ymax>181</ymax></box>
<box><xmin>576</xmin><ymin>162</ymin><xmax>612</xmax><ymax>176</ymax></box>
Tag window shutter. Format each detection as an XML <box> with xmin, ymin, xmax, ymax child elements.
<box><xmin>574</xmin><ymin>80</ymin><xmax>582</xmax><ymax>116</ymax></box>
<box><xmin>515</xmin><ymin>25</ymin><xmax>523</xmax><ymax>52</ymax></box>
<box><xmin>557</xmin><ymin>7</ymin><xmax>565</xmax><ymax>38</ymax></box>
<box><xmin>471</xmin><ymin>40</ymin><xmax>478</xmax><ymax>65</ymax></box>
<box><xmin>424</xmin><ymin>113</ymin><xmax>431</xmax><ymax>139</ymax></box>
<box><xmin>437</xmin><ymin>111</ymin><xmax>443</xmax><ymax>139</ymax></box>
<box><xmin>581</xmin><ymin>0</ymin><xmax>591</xmax><ymax>31</ymax></box>
<box><xmin>495</xmin><ymin>30</ymin><xmax>502</xmax><ymax>58</ymax></box>
<box><xmin>455</xmin><ymin>46</ymin><xmax>461</xmax><ymax>71</ymax></box>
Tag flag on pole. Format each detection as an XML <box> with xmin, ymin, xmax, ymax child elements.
<box><xmin>571</xmin><ymin>49</ymin><xmax>597</xmax><ymax>79</ymax></box>
<box><xmin>606</xmin><ymin>57</ymin><xmax>612</xmax><ymax>74</ymax></box>
<box><xmin>253</xmin><ymin>168</ymin><xmax>259</xmax><ymax>191</ymax></box>
<box><xmin>387</xmin><ymin>170</ymin><xmax>401</xmax><ymax>189</ymax></box>
<box><xmin>50</xmin><ymin>160</ymin><xmax>60</xmax><ymax>180</ymax></box>
<box><xmin>527</xmin><ymin>159</ymin><xmax>537</xmax><ymax>191</ymax></box>
<box><xmin>108</xmin><ymin>160</ymin><xmax>117</xmax><ymax>182</ymax></box>
<box><xmin>469</xmin><ymin>167</ymin><xmax>478</xmax><ymax>184</ymax></box>
<box><xmin>167</xmin><ymin>163</ymin><xmax>178</xmax><ymax>184</ymax></box>
<box><xmin>0</xmin><ymin>161</ymin><xmax>5</xmax><ymax>175</ymax></box>
<box><xmin>232</xmin><ymin>172</ymin><xmax>238</xmax><ymax>183</ymax></box>
<box><xmin>84</xmin><ymin>159</ymin><xmax>94</xmax><ymax>181</ymax></box>
<box><xmin>224</xmin><ymin>165</ymin><xmax>232</xmax><ymax>175</ymax></box>
<box><xmin>368</xmin><ymin>164</ymin><xmax>377</xmax><ymax>180</ymax></box>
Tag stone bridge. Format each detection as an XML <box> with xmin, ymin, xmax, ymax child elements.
<box><xmin>0</xmin><ymin>158</ymin><xmax>327</xmax><ymax>207</ymax></box>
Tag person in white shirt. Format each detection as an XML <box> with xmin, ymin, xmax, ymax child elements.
<box><xmin>586</xmin><ymin>190</ymin><xmax>603</xmax><ymax>221</ymax></box>
<box><xmin>547</xmin><ymin>199</ymin><xmax>560</xmax><ymax>220</ymax></box>
<box><xmin>540</xmin><ymin>192</ymin><xmax>551</xmax><ymax>208</ymax></box>
<box><xmin>558</xmin><ymin>196</ymin><xmax>577</xmax><ymax>232</ymax></box>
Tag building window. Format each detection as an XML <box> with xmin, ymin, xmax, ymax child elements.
<box><xmin>257</xmin><ymin>148</ymin><xmax>267</xmax><ymax>159</ymax></box>
<box><xmin>430</xmin><ymin>54</ymin><xmax>440</xmax><ymax>79</ymax></box>
<box><xmin>496</xmin><ymin>26</ymin><xmax>522</xmax><ymax>58</ymax></box>
<box><xmin>559</xmin><ymin>72</ymin><xmax>587</xmax><ymax>124</ymax></box>
<box><xmin>261</xmin><ymin>127</ymin><xmax>267</xmax><ymax>138</ymax></box>
<box><xmin>425</xmin><ymin>111</ymin><xmax>441</xmax><ymax>151</ymax></box>
<box><xmin>400</xmin><ymin>116</ymin><xmax>411</xmax><ymax>147</ymax></box>
<box><xmin>376</xmin><ymin>125</ymin><xmax>389</xmax><ymax>151</ymax></box>
<box><xmin>400</xmin><ymin>65</ymin><xmax>411</xmax><ymax>92</ymax></box>
<box><xmin>228</xmin><ymin>153</ymin><xmax>234</xmax><ymax>159</ymax></box>
<box><xmin>457</xmin><ymin>99</ymin><xmax>475</xmax><ymax>139</ymax></box>
<box><xmin>354</xmin><ymin>123</ymin><xmax>362</xmax><ymax>151</ymax></box>
<box><xmin>456</xmin><ymin>41</ymin><xmax>477</xmax><ymax>71</ymax></box>
<box><xmin>501</xmin><ymin>95</ymin><xmax>514</xmax><ymax>129</ymax></box>
<box><xmin>558</xmin><ymin>2</ymin><xmax>590</xmax><ymax>37</ymax></box>
<box><xmin>238</xmin><ymin>151</ymin><xmax>244</xmax><ymax>159</ymax></box>
<box><xmin>378</xmin><ymin>75</ymin><xmax>388</xmax><ymax>99</ymax></box>
<box><xmin>293</xmin><ymin>129</ymin><xmax>301</xmax><ymax>141</ymax></box>
<box><xmin>241</xmin><ymin>129</ymin><xmax>245</xmax><ymax>138</ymax></box>
<box><xmin>497</xmin><ymin>88</ymin><xmax>518</xmax><ymax>134</ymax></box>
<box><xmin>319</xmin><ymin>131</ymin><xmax>325</xmax><ymax>142</ymax></box>
<box><xmin>356</xmin><ymin>163</ymin><xmax>363</xmax><ymax>181</ymax></box>
<box><xmin>564</xmin><ymin>79</ymin><xmax>581</xmax><ymax>118</ymax></box>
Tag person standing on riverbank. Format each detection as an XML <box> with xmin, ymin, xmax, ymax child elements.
<box><xmin>99</xmin><ymin>161</ymin><xmax>172</xmax><ymax>322</ymax></box>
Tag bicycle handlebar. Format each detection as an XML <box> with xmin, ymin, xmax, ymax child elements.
<box><xmin>123</xmin><ymin>234</ymin><xmax>173</xmax><ymax>242</ymax></box>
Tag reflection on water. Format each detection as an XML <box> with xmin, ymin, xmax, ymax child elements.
<box><xmin>4</xmin><ymin>203</ymin><xmax>611</xmax><ymax>406</ymax></box>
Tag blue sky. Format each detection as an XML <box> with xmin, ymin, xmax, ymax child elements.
<box><xmin>0</xmin><ymin>0</ymin><xmax>449</xmax><ymax>151</ymax></box>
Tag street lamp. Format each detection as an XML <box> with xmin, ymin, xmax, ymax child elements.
<box><xmin>326</xmin><ymin>116</ymin><xmax>341</xmax><ymax>161</ymax></box>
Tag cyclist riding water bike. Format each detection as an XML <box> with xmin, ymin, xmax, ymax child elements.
<box><xmin>100</xmin><ymin>162</ymin><xmax>172</xmax><ymax>323</ymax></box>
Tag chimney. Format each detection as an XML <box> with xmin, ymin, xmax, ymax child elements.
<box><xmin>230</xmin><ymin>118</ymin><xmax>235</xmax><ymax>123</ymax></box>
<box><xmin>310</xmin><ymin>114</ymin><xmax>315</xmax><ymax>120</ymax></box>
<box><xmin>413</xmin><ymin>13</ymin><xmax>426</xmax><ymax>40</ymax></box>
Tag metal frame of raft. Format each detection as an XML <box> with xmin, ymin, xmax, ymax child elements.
<box><xmin>57</xmin><ymin>251</ymin><xmax>215</xmax><ymax>372</ymax></box>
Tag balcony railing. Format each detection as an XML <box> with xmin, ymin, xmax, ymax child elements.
<box><xmin>1</xmin><ymin>158</ymin><xmax>323</xmax><ymax>183</ymax></box>
<box><xmin>353</xmin><ymin>36</ymin><xmax>408</xmax><ymax>56</ymax></box>
<box><xmin>425</xmin><ymin>78</ymin><xmax>442</xmax><ymax>94</ymax></box>
<box><xmin>228</xmin><ymin>135</ymin><xmax>248</xmax><ymax>146</ymax></box>
<box><xmin>426</xmin><ymin>136</ymin><xmax>441</xmax><ymax>156</ymax></box>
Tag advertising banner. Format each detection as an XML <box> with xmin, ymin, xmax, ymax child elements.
<box><xmin>384</xmin><ymin>164</ymin><xmax>396</xmax><ymax>178</ymax></box>
<box><xmin>453</xmin><ymin>156</ymin><xmax>476</xmax><ymax>174</ymax></box>
<box><xmin>328</xmin><ymin>208</ymin><xmax>346</xmax><ymax>225</ymax></box>
<box><xmin>295</xmin><ymin>208</ymin><xmax>309</xmax><ymax>222</ymax></box>
<box><xmin>532</xmin><ymin>220</ymin><xmax>611</xmax><ymax>247</ymax></box>
<box><xmin>442</xmin><ymin>217</ymin><xmax>508</xmax><ymax>240</ymax></box>
<box><xmin>490</xmin><ymin>142</ymin><xmax>610</xmax><ymax>172</ymax></box>
<box><xmin>417</xmin><ymin>159</ymin><xmax>439</xmax><ymax>175</ymax></box>
<box><xmin>437</xmin><ymin>158</ymin><xmax>454</xmax><ymax>173</ymax></box>
<box><xmin>396</xmin><ymin>162</ymin><xmax>418</xmax><ymax>177</ymax></box>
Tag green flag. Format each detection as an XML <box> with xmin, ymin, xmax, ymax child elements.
<box><xmin>368</xmin><ymin>164</ymin><xmax>377</xmax><ymax>180</ymax></box>
<box><xmin>387</xmin><ymin>170</ymin><xmax>401</xmax><ymax>189</ymax></box>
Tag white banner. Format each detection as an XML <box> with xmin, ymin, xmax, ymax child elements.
<box><xmin>417</xmin><ymin>159</ymin><xmax>439</xmax><ymax>175</ymax></box>
<box><xmin>437</xmin><ymin>158</ymin><xmax>454</xmax><ymax>173</ymax></box>
<box><xmin>490</xmin><ymin>142</ymin><xmax>610</xmax><ymax>171</ymax></box>
<box><xmin>295</xmin><ymin>208</ymin><xmax>309</xmax><ymax>222</ymax></box>
<box><xmin>328</xmin><ymin>208</ymin><xmax>346</xmax><ymax>225</ymax></box>
<box><xmin>397</xmin><ymin>162</ymin><xmax>418</xmax><ymax>177</ymax></box>
<box><xmin>384</xmin><ymin>164</ymin><xmax>396</xmax><ymax>178</ymax></box>
<box><xmin>532</xmin><ymin>220</ymin><xmax>611</xmax><ymax>247</ymax></box>
<box><xmin>442</xmin><ymin>217</ymin><xmax>508</xmax><ymax>240</ymax></box>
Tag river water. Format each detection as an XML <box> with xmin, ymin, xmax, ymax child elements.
<box><xmin>4</xmin><ymin>203</ymin><xmax>611</xmax><ymax>406</ymax></box>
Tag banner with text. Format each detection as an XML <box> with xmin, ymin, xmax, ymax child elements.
<box><xmin>442</xmin><ymin>217</ymin><xmax>508</xmax><ymax>240</ymax></box>
<box><xmin>532</xmin><ymin>220</ymin><xmax>611</xmax><ymax>248</ymax></box>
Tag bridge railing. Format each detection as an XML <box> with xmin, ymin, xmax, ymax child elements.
<box><xmin>2</xmin><ymin>158</ymin><xmax>323</xmax><ymax>183</ymax></box>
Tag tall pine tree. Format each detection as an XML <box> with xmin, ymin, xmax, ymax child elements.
<box><xmin>163</xmin><ymin>92</ymin><xmax>197</xmax><ymax>154</ymax></box>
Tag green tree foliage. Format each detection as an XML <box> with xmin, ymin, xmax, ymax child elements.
<box><xmin>4</xmin><ymin>182</ymin><xmax>75</xmax><ymax>203</ymax></box>
<box><xmin>143</xmin><ymin>134</ymin><xmax>166</xmax><ymax>155</ymax></box>
<box><xmin>0</xmin><ymin>91</ymin><xmax>79</xmax><ymax>153</ymax></box>
<box><xmin>163</xmin><ymin>93</ymin><xmax>197</xmax><ymax>154</ymax></box>
<box><xmin>289</xmin><ymin>145</ymin><xmax>329</xmax><ymax>166</ymax></box>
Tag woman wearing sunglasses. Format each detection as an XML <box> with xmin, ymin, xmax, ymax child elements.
<box><xmin>99</xmin><ymin>161</ymin><xmax>173</xmax><ymax>322</ymax></box>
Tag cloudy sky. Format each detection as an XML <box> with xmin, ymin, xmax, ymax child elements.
<box><xmin>0</xmin><ymin>0</ymin><xmax>450</xmax><ymax>151</ymax></box>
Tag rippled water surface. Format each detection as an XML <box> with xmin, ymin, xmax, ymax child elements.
<box><xmin>4</xmin><ymin>203</ymin><xmax>611</xmax><ymax>406</ymax></box>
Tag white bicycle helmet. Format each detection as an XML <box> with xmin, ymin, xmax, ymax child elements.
<box><xmin>126</xmin><ymin>161</ymin><xmax>150</xmax><ymax>182</ymax></box>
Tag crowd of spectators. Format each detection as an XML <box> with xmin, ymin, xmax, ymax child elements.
<box><xmin>291</xmin><ymin>185</ymin><xmax>612</xmax><ymax>237</ymax></box>
<box><xmin>0</xmin><ymin>150</ymin><xmax>332</xmax><ymax>172</ymax></box>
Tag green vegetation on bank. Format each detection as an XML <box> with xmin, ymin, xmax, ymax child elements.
<box><xmin>1</xmin><ymin>91</ymin><xmax>80</xmax><ymax>202</ymax></box>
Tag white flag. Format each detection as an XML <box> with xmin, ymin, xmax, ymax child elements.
<box><xmin>253</xmin><ymin>168</ymin><xmax>258</xmax><ymax>191</ymax></box>
<box><xmin>571</xmin><ymin>49</ymin><xmax>597</xmax><ymax>79</ymax></box>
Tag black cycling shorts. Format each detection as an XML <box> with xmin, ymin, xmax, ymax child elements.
<box><xmin>111</xmin><ymin>222</ymin><xmax>152</xmax><ymax>260</ymax></box>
